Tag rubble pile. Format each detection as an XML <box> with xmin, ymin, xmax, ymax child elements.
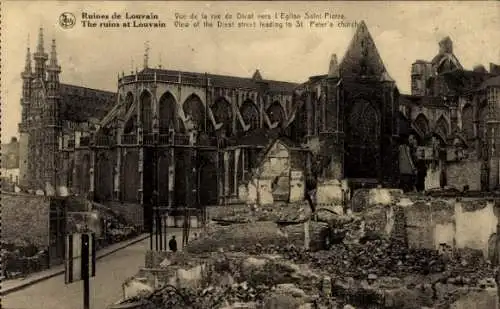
<box><xmin>210</xmin><ymin>202</ymin><xmax>312</xmax><ymax>223</ymax></box>
<box><xmin>273</xmin><ymin>240</ymin><xmax>495</xmax><ymax>282</ymax></box>
<box><xmin>120</xmin><ymin>252</ymin><xmax>326</xmax><ymax>309</ymax></box>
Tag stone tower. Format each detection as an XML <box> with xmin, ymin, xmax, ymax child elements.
<box><xmin>18</xmin><ymin>37</ymin><xmax>33</xmax><ymax>186</ymax></box>
<box><xmin>44</xmin><ymin>38</ymin><xmax>62</xmax><ymax>190</ymax></box>
<box><xmin>18</xmin><ymin>27</ymin><xmax>62</xmax><ymax>191</ymax></box>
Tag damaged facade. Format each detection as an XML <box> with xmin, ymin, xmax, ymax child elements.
<box><xmin>18</xmin><ymin>22</ymin><xmax>500</xmax><ymax>230</ymax></box>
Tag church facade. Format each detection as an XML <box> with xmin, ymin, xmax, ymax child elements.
<box><xmin>18</xmin><ymin>22</ymin><xmax>500</xmax><ymax>228</ymax></box>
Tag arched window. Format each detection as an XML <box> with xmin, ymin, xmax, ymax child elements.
<box><xmin>183</xmin><ymin>94</ymin><xmax>206</xmax><ymax>132</ymax></box>
<box><xmin>267</xmin><ymin>101</ymin><xmax>285</xmax><ymax>127</ymax></box>
<box><xmin>345</xmin><ymin>100</ymin><xmax>380</xmax><ymax>178</ymax></box>
<box><xmin>414</xmin><ymin>114</ymin><xmax>430</xmax><ymax>138</ymax></box>
<box><xmin>462</xmin><ymin>104</ymin><xmax>474</xmax><ymax>140</ymax></box>
<box><xmin>125</xmin><ymin>92</ymin><xmax>134</xmax><ymax>112</ymax></box>
<box><xmin>478</xmin><ymin>103</ymin><xmax>488</xmax><ymax>142</ymax></box>
<box><xmin>240</xmin><ymin>99</ymin><xmax>259</xmax><ymax>131</ymax></box>
<box><xmin>159</xmin><ymin>92</ymin><xmax>181</xmax><ymax>133</ymax></box>
<box><xmin>435</xmin><ymin>116</ymin><xmax>449</xmax><ymax>140</ymax></box>
<box><xmin>212</xmin><ymin>98</ymin><xmax>233</xmax><ymax>136</ymax></box>
<box><xmin>349</xmin><ymin>101</ymin><xmax>380</xmax><ymax>143</ymax></box>
<box><xmin>140</xmin><ymin>91</ymin><xmax>153</xmax><ymax>133</ymax></box>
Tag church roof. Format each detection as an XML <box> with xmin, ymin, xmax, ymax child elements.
<box><xmin>339</xmin><ymin>20</ymin><xmax>391</xmax><ymax>79</ymax></box>
<box><xmin>399</xmin><ymin>94</ymin><xmax>448</xmax><ymax>110</ymax></box>
<box><xmin>139</xmin><ymin>68</ymin><xmax>298</xmax><ymax>94</ymax></box>
<box><xmin>479</xmin><ymin>75</ymin><xmax>500</xmax><ymax>90</ymax></box>
<box><xmin>438</xmin><ymin>69</ymin><xmax>495</xmax><ymax>94</ymax></box>
<box><xmin>60</xmin><ymin>84</ymin><xmax>116</xmax><ymax>123</ymax></box>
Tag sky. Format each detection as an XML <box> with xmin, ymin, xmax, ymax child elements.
<box><xmin>2</xmin><ymin>1</ymin><xmax>500</xmax><ymax>143</ymax></box>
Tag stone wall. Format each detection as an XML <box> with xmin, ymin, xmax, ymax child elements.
<box><xmin>446</xmin><ymin>160</ymin><xmax>482</xmax><ymax>191</ymax></box>
<box><xmin>2</xmin><ymin>192</ymin><xmax>51</xmax><ymax>247</ymax></box>
<box><xmin>403</xmin><ymin>198</ymin><xmax>497</xmax><ymax>257</ymax></box>
<box><xmin>352</xmin><ymin>192</ymin><xmax>500</xmax><ymax>258</ymax></box>
<box><xmin>105</xmin><ymin>201</ymin><xmax>144</xmax><ymax>228</ymax></box>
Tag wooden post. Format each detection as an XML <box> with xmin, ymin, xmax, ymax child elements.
<box><xmin>82</xmin><ymin>233</ymin><xmax>90</xmax><ymax>309</ymax></box>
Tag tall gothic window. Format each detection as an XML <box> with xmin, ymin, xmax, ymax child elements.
<box><xmin>159</xmin><ymin>92</ymin><xmax>181</xmax><ymax>134</ymax></box>
<box><xmin>414</xmin><ymin>114</ymin><xmax>430</xmax><ymax>138</ymax></box>
<box><xmin>140</xmin><ymin>91</ymin><xmax>153</xmax><ymax>134</ymax></box>
<box><xmin>478</xmin><ymin>104</ymin><xmax>488</xmax><ymax>142</ymax></box>
<box><xmin>349</xmin><ymin>100</ymin><xmax>380</xmax><ymax>143</ymax></box>
<box><xmin>125</xmin><ymin>92</ymin><xmax>134</xmax><ymax>112</ymax></box>
<box><xmin>212</xmin><ymin>98</ymin><xmax>233</xmax><ymax>136</ymax></box>
<box><xmin>462</xmin><ymin>104</ymin><xmax>474</xmax><ymax>140</ymax></box>
<box><xmin>183</xmin><ymin>94</ymin><xmax>206</xmax><ymax>132</ymax></box>
<box><xmin>346</xmin><ymin>100</ymin><xmax>380</xmax><ymax>178</ymax></box>
<box><xmin>240</xmin><ymin>100</ymin><xmax>259</xmax><ymax>131</ymax></box>
<box><xmin>435</xmin><ymin>116</ymin><xmax>449</xmax><ymax>139</ymax></box>
<box><xmin>267</xmin><ymin>101</ymin><xmax>285</xmax><ymax>127</ymax></box>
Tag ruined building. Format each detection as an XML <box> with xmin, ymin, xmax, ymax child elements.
<box><xmin>18</xmin><ymin>22</ymin><xmax>500</xmax><ymax>229</ymax></box>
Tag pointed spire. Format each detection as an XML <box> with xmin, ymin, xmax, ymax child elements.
<box><xmin>49</xmin><ymin>39</ymin><xmax>58</xmax><ymax>67</ymax></box>
<box><xmin>328</xmin><ymin>53</ymin><xmax>339</xmax><ymax>78</ymax></box>
<box><xmin>36</xmin><ymin>27</ymin><xmax>45</xmax><ymax>54</ymax></box>
<box><xmin>23</xmin><ymin>35</ymin><xmax>32</xmax><ymax>75</ymax></box>
<box><xmin>252</xmin><ymin>69</ymin><xmax>263</xmax><ymax>81</ymax></box>
<box><xmin>143</xmin><ymin>41</ymin><xmax>150</xmax><ymax>69</ymax></box>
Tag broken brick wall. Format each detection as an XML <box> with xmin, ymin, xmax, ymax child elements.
<box><xmin>2</xmin><ymin>192</ymin><xmax>50</xmax><ymax>247</ymax></box>
<box><xmin>455</xmin><ymin>200</ymin><xmax>497</xmax><ymax>256</ymax></box>
<box><xmin>446</xmin><ymin>160</ymin><xmax>482</xmax><ymax>191</ymax></box>
<box><xmin>403</xmin><ymin>198</ymin><xmax>498</xmax><ymax>257</ymax></box>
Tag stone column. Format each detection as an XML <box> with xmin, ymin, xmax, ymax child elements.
<box><xmin>232</xmin><ymin>89</ymin><xmax>238</xmax><ymax>135</ymax></box>
<box><xmin>224</xmin><ymin>151</ymin><xmax>230</xmax><ymax>202</ymax></box>
<box><xmin>89</xmin><ymin>150</ymin><xmax>96</xmax><ymax>200</ymax></box>
<box><xmin>168</xmin><ymin>147</ymin><xmax>175</xmax><ymax>208</ymax></box>
<box><xmin>138</xmin><ymin>125</ymin><xmax>144</xmax><ymax>204</ymax></box>
<box><xmin>234</xmin><ymin>149</ymin><xmax>240</xmax><ymax>196</ymax></box>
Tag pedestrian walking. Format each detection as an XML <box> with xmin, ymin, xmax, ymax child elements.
<box><xmin>169</xmin><ymin>235</ymin><xmax>178</xmax><ymax>252</ymax></box>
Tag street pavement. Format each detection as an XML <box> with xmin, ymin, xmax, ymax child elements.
<box><xmin>2</xmin><ymin>229</ymin><xmax>197</xmax><ymax>309</ymax></box>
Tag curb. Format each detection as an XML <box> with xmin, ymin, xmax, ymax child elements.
<box><xmin>0</xmin><ymin>234</ymin><xmax>150</xmax><ymax>296</ymax></box>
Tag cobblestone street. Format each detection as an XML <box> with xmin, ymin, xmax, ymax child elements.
<box><xmin>2</xmin><ymin>229</ymin><xmax>191</xmax><ymax>309</ymax></box>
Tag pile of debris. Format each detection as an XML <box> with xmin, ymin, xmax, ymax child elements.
<box><xmin>119</xmin><ymin>252</ymin><xmax>327</xmax><ymax>309</ymax></box>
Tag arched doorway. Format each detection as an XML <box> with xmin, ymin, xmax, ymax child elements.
<box><xmin>140</xmin><ymin>91</ymin><xmax>153</xmax><ymax>134</ymax></box>
<box><xmin>183</xmin><ymin>94</ymin><xmax>206</xmax><ymax>132</ymax></box>
<box><xmin>345</xmin><ymin>100</ymin><xmax>380</xmax><ymax>179</ymax></box>
<box><xmin>159</xmin><ymin>92</ymin><xmax>181</xmax><ymax>134</ymax></box>
<box><xmin>240</xmin><ymin>99</ymin><xmax>259</xmax><ymax>132</ymax></box>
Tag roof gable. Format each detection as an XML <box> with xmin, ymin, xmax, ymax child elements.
<box><xmin>339</xmin><ymin>21</ymin><xmax>389</xmax><ymax>79</ymax></box>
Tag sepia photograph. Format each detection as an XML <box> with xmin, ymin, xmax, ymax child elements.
<box><xmin>1</xmin><ymin>1</ymin><xmax>500</xmax><ymax>308</ymax></box>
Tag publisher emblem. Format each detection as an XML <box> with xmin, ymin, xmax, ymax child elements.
<box><xmin>59</xmin><ymin>12</ymin><xmax>76</xmax><ymax>29</ymax></box>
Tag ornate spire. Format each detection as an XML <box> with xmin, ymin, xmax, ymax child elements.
<box><xmin>36</xmin><ymin>27</ymin><xmax>45</xmax><ymax>54</ymax></box>
<box><xmin>252</xmin><ymin>69</ymin><xmax>263</xmax><ymax>81</ymax></box>
<box><xmin>33</xmin><ymin>27</ymin><xmax>48</xmax><ymax>78</ymax></box>
<box><xmin>328</xmin><ymin>53</ymin><xmax>339</xmax><ymax>78</ymax></box>
<box><xmin>48</xmin><ymin>39</ymin><xmax>60</xmax><ymax>70</ymax></box>
<box><xmin>23</xmin><ymin>35</ymin><xmax>32</xmax><ymax>76</ymax></box>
